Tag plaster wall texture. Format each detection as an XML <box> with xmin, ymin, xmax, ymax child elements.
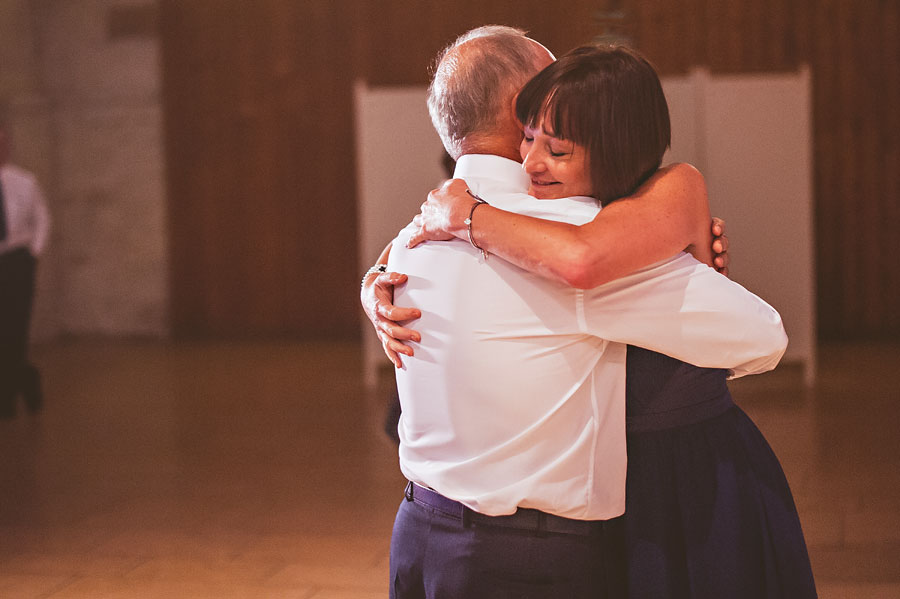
<box><xmin>1</xmin><ymin>0</ymin><xmax>168</xmax><ymax>339</ymax></box>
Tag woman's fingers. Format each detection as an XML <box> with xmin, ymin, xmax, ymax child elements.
<box><xmin>376</xmin><ymin>315</ymin><xmax>421</xmax><ymax>343</ymax></box>
<box><xmin>380</xmin><ymin>331</ymin><xmax>417</xmax><ymax>368</ymax></box>
<box><xmin>374</xmin><ymin>271</ymin><xmax>408</xmax><ymax>294</ymax></box>
<box><xmin>713</xmin><ymin>239</ymin><xmax>729</xmax><ymax>272</ymax></box>
<box><xmin>362</xmin><ymin>268</ymin><xmax>422</xmax><ymax>366</ymax></box>
<box><xmin>712</xmin><ymin>234</ymin><xmax>729</xmax><ymax>255</ymax></box>
<box><xmin>379</xmin><ymin>332</ymin><xmax>404</xmax><ymax>368</ymax></box>
<box><xmin>711</xmin><ymin>216</ymin><xmax>726</xmax><ymax>237</ymax></box>
<box><xmin>364</xmin><ymin>271</ymin><xmax>421</xmax><ymax>365</ymax></box>
<box><xmin>373</xmin><ymin>273</ymin><xmax>421</xmax><ymax>334</ymax></box>
<box><xmin>406</xmin><ymin>192</ymin><xmax>459</xmax><ymax>249</ymax></box>
<box><xmin>710</xmin><ymin>217</ymin><xmax>729</xmax><ymax>275</ymax></box>
<box><xmin>406</xmin><ymin>214</ymin><xmax>427</xmax><ymax>248</ymax></box>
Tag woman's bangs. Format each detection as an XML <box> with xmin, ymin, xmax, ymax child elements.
<box><xmin>517</xmin><ymin>84</ymin><xmax>551</xmax><ymax>129</ymax></box>
<box><xmin>526</xmin><ymin>88</ymin><xmax>580</xmax><ymax>144</ymax></box>
<box><xmin>517</xmin><ymin>70</ymin><xmax>592</xmax><ymax>146</ymax></box>
<box><xmin>542</xmin><ymin>88</ymin><xmax>582</xmax><ymax>144</ymax></box>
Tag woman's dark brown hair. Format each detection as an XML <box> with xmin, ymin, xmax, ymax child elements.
<box><xmin>515</xmin><ymin>44</ymin><xmax>671</xmax><ymax>206</ymax></box>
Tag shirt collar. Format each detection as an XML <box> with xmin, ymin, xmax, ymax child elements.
<box><xmin>453</xmin><ymin>154</ymin><xmax>530</xmax><ymax>194</ymax></box>
<box><xmin>453</xmin><ymin>154</ymin><xmax>600</xmax><ymax>213</ymax></box>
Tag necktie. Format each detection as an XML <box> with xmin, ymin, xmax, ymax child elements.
<box><xmin>0</xmin><ymin>178</ymin><xmax>7</xmax><ymax>242</ymax></box>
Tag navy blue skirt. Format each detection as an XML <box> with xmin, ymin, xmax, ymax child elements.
<box><xmin>624</xmin><ymin>346</ymin><xmax>817</xmax><ymax>598</ymax></box>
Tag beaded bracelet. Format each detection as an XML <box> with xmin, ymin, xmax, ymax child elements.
<box><xmin>361</xmin><ymin>263</ymin><xmax>387</xmax><ymax>288</ymax></box>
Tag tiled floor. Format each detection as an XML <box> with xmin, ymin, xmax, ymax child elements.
<box><xmin>1</xmin><ymin>340</ymin><xmax>898</xmax><ymax>598</ymax></box>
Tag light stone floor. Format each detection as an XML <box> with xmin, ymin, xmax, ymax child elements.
<box><xmin>0</xmin><ymin>340</ymin><xmax>898</xmax><ymax>598</ymax></box>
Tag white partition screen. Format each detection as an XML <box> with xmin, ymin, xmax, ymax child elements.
<box><xmin>354</xmin><ymin>81</ymin><xmax>447</xmax><ymax>386</ymax></box>
<box><xmin>662</xmin><ymin>67</ymin><xmax>816</xmax><ymax>384</ymax></box>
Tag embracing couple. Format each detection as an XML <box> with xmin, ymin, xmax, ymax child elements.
<box><xmin>361</xmin><ymin>26</ymin><xmax>817</xmax><ymax>599</ymax></box>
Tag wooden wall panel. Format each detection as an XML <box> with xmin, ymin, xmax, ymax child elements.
<box><xmin>805</xmin><ymin>0</ymin><xmax>900</xmax><ymax>339</ymax></box>
<box><xmin>161</xmin><ymin>0</ymin><xmax>360</xmax><ymax>338</ymax></box>
<box><xmin>160</xmin><ymin>0</ymin><xmax>898</xmax><ymax>340</ymax></box>
<box><xmin>812</xmin><ymin>0</ymin><xmax>842</xmax><ymax>336</ymax></box>
<box><xmin>356</xmin><ymin>0</ymin><xmax>610</xmax><ymax>85</ymax></box>
<box><xmin>881</xmin><ymin>3</ymin><xmax>900</xmax><ymax>336</ymax></box>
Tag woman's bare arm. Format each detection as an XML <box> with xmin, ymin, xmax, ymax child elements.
<box><xmin>408</xmin><ymin>163</ymin><xmax>712</xmax><ymax>289</ymax></box>
<box><xmin>364</xmin><ymin>163</ymin><xmax>728</xmax><ymax>364</ymax></box>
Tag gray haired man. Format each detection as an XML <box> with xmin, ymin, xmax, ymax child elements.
<box><xmin>371</xmin><ymin>26</ymin><xmax>749</xmax><ymax>599</ymax></box>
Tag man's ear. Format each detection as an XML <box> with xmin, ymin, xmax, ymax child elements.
<box><xmin>509</xmin><ymin>92</ymin><xmax>521</xmax><ymax>127</ymax></box>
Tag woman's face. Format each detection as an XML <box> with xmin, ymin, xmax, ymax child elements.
<box><xmin>520</xmin><ymin>119</ymin><xmax>593</xmax><ymax>200</ymax></box>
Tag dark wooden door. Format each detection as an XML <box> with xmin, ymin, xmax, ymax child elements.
<box><xmin>160</xmin><ymin>1</ymin><xmax>360</xmax><ymax>338</ymax></box>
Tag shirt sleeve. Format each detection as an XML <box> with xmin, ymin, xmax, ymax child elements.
<box><xmin>28</xmin><ymin>176</ymin><xmax>50</xmax><ymax>256</ymax></box>
<box><xmin>580</xmin><ymin>253</ymin><xmax>788</xmax><ymax>379</ymax></box>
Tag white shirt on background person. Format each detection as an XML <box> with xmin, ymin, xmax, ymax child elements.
<box><xmin>0</xmin><ymin>163</ymin><xmax>50</xmax><ymax>256</ymax></box>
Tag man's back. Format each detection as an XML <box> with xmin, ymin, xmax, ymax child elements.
<box><xmin>389</xmin><ymin>154</ymin><xmax>624</xmax><ymax>520</ymax></box>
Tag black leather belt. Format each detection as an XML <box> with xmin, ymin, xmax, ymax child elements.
<box><xmin>404</xmin><ymin>481</ymin><xmax>618</xmax><ymax>537</ymax></box>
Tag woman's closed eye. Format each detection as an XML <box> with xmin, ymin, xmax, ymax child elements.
<box><xmin>549</xmin><ymin>144</ymin><xmax>573</xmax><ymax>157</ymax></box>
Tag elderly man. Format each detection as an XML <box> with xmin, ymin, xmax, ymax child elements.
<box><xmin>364</xmin><ymin>27</ymin><xmax>779</xmax><ymax>598</ymax></box>
<box><xmin>0</xmin><ymin>121</ymin><xmax>49</xmax><ymax>418</ymax></box>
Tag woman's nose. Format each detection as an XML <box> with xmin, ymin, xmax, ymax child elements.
<box><xmin>523</xmin><ymin>150</ymin><xmax>545</xmax><ymax>174</ymax></box>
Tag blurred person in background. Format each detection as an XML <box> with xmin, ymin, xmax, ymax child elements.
<box><xmin>0</xmin><ymin>120</ymin><xmax>49</xmax><ymax>419</ymax></box>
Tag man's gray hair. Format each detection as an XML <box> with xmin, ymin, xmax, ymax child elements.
<box><xmin>427</xmin><ymin>25</ymin><xmax>549</xmax><ymax>159</ymax></box>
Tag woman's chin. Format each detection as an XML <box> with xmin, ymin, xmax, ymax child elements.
<box><xmin>529</xmin><ymin>185</ymin><xmax>563</xmax><ymax>200</ymax></box>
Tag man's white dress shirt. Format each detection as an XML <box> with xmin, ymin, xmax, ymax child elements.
<box><xmin>388</xmin><ymin>154</ymin><xmax>787</xmax><ymax>521</ymax></box>
<box><xmin>0</xmin><ymin>164</ymin><xmax>50</xmax><ymax>256</ymax></box>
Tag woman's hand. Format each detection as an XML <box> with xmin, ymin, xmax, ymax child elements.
<box><xmin>711</xmin><ymin>217</ymin><xmax>730</xmax><ymax>276</ymax></box>
<box><xmin>360</xmin><ymin>270</ymin><xmax>422</xmax><ymax>368</ymax></box>
<box><xmin>407</xmin><ymin>178</ymin><xmax>473</xmax><ymax>248</ymax></box>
